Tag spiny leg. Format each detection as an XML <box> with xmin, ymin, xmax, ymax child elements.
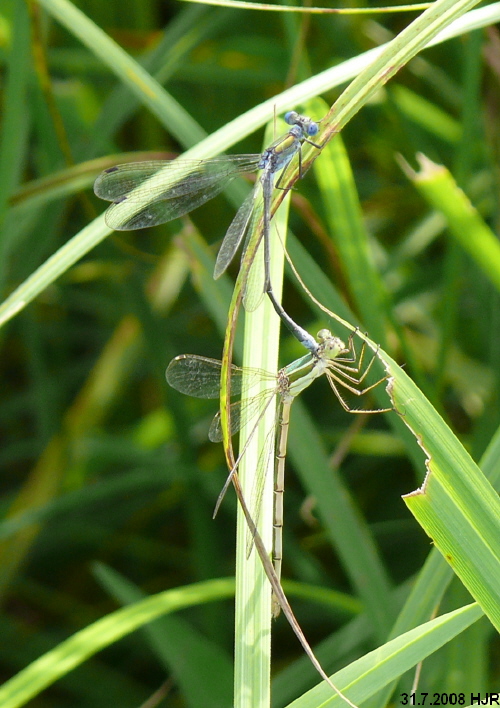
<box><xmin>325</xmin><ymin>370</ymin><xmax>392</xmax><ymax>414</ymax></box>
<box><xmin>326</xmin><ymin>349</ymin><xmax>384</xmax><ymax>391</ymax></box>
<box><xmin>328</xmin><ymin>331</ymin><xmax>388</xmax><ymax>391</ymax></box>
<box><xmin>321</xmin><ymin>330</ymin><xmax>392</xmax><ymax>412</ymax></box>
<box><xmin>320</xmin><ymin>328</ymin><xmax>369</xmax><ymax>376</ymax></box>
<box><xmin>338</xmin><ymin>340</ymin><xmax>381</xmax><ymax>386</ymax></box>
<box><xmin>330</xmin><ymin>330</ymin><xmax>368</xmax><ymax>375</ymax></box>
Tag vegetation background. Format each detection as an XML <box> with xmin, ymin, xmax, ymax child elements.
<box><xmin>0</xmin><ymin>0</ymin><xmax>499</xmax><ymax>706</ymax></box>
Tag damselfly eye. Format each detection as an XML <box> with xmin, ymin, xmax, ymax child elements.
<box><xmin>307</xmin><ymin>122</ymin><xmax>319</xmax><ymax>136</ymax></box>
<box><xmin>284</xmin><ymin>111</ymin><xmax>298</xmax><ymax>126</ymax></box>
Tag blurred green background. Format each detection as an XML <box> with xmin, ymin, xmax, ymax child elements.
<box><xmin>0</xmin><ymin>0</ymin><xmax>499</xmax><ymax>706</ymax></box>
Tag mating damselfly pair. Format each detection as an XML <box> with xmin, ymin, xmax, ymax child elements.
<box><xmin>94</xmin><ymin>110</ymin><xmax>322</xmax><ymax>354</ymax></box>
<box><xmin>95</xmin><ymin>109</ymin><xmax>392</xmax><ymax>618</ymax></box>
<box><xmin>166</xmin><ymin>328</ymin><xmax>391</xmax><ymax>616</ymax></box>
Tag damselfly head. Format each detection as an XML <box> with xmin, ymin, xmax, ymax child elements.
<box><xmin>316</xmin><ymin>329</ymin><xmax>346</xmax><ymax>360</ymax></box>
<box><xmin>284</xmin><ymin>111</ymin><xmax>319</xmax><ymax>138</ymax></box>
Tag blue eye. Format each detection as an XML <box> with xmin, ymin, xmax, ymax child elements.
<box><xmin>307</xmin><ymin>122</ymin><xmax>319</xmax><ymax>136</ymax></box>
<box><xmin>284</xmin><ymin>111</ymin><xmax>297</xmax><ymax>126</ymax></box>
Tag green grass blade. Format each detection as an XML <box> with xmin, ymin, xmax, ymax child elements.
<box><xmin>0</xmin><ymin>215</ymin><xmax>111</xmax><ymax>328</ymax></box>
<box><xmin>94</xmin><ymin>564</ymin><xmax>233</xmax><ymax>708</ymax></box>
<box><xmin>0</xmin><ymin>1</ymin><xmax>31</xmax><ymax>288</ymax></box>
<box><xmin>38</xmin><ymin>0</ymin><xmax>206</xmax><ymax>148</ymax></box>
<box><xmin>313</xmin><ymin>128</ymin><xmax>389</xmax><ymax>346</ymax></box>
<box><xmin>407</xmin><ymin>155</ymin><xmax>500</xmax><ymax>294</ymax></box>
<box><xmin>288</xmin><ymin>403</ymin><xmax>395</xmax><ymax>642</ymax></box>
<box><xmin>0</xmin><ymin>579</ymin><xmax>235</xmax><ymax>708</ymax></box>
<box><xmin>317</xmin><ymin>0</ymin><xmax>483</xmax><ymax>145</ymax></box>
<box><xmin>285</xmin><ymin>604</ymin><xmax>483</xmax><ymax>708</ymax></box>
<box><xmin>391</xmin><ymin>84</ymin><xmax>462</xmax><ymax>144</ymax></box>
<box><xmin>0</xmin><ymin>1</ymin><xmax>30</xmax><ymax>225</ymax></box>
<box><xmin>233</xmin><ymin>119</ymin><xmax>291</xmax><ymax>708</ymax></box>
<box><xmin>381</xmin><ymin>351</ymin><xmax>500</xmax><ymax>632</ymax></box>
<box><xmin>1</xmin><ymin>3</ymin><xmax>498</xmax><ymax>331</ymax></box>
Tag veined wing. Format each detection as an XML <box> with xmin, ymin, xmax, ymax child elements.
<box><xmin>212</xmin><ymin>383</ymin><xmax>279</xmax><ymax>516</ymax></box>
<box><xmin>94</xmin><ymin>156</ymin><xmax>261</xmax><ymax>203</ymax></box>
<box><xmin>242</xmin><ymin>229</ymin><xmax>266</xmax><ymax>312</ymax></box>
<box><xmin>166</xmin><ymin>354</ymin><xmax>276</xmax><ymax>399</ymax></box>
<box><xmin>213</xmin><ymin>185</ymin><xmax>259</xmax><ymax>279</ymax></box>
<box><xmin>208</xmin><ymin>386</ymin><xmax>276</xmax><ymax>442</ymax></box>
<box><xmin>244</xmin><ymin>402</ymin><xmax>280</xmax><ymax>555</ymax></box>
<box><xmin>94</xmin><ymin>155</ymin><xmax>261</xmax><ymax>230</ymax></box>
<box><xmin>230</xmin><ymin>194</ymin><xmax>266</xmax><ymax>313</ymax></box>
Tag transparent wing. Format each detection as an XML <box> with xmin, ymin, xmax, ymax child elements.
<box><xmin>213</xmin><ymin>185</ymin><xmax>259</xmax><ymax>279</ymax></box>
<box><xmin>166</xmin><ymin>354</ymin><xmax>276</xmax><ymax>399</ymax></box>
<box><xmin>243</xmin><ymin>168</ymin><xmax>274</xmax><ymax>312</ymax></box>
<box><xmin>212</xmin><ymin>384</ymin><xmax>279</xmax><ymax>517</ymax></box>
<box><xmin>101</xmin><ymin>191</ymin><xmax>219</xmax><ymax>230</ymax></box>
<box><xmin>245</xmin><ymin>410</ymin><xmax>279</xmax><ymax>557</ymax></box>
<box><xmin>94</xmin><ymin>156</ymin><xmax>261</xmax><ymax>230</ymax></box>
<box><xmin>166</xmin><ymin>355</ymin><xmax>241</xmax><ymax>399</ymax></box>
<box><xmin>94</xmin><ymin>157</ymin><xmax>261</xmax><ymax>203</ymax></box>
<box><xmin>242</xmin><ymin>231</ymin><xmax>266</xmax><ymax>312</ymax></box>
<box><xmin>208</xmin><ymin>399</ymin><xmax>245</xmax><ymax>441</ymax></box>
<box><xmin>228</xmin><ymin>189</ymin><xmax>266</xmax><ymax>312</ymax></box>
<box><xmin>208</xmin><ymin>389</ymin><xmax>275</xmax><ymax>442</ymax></box>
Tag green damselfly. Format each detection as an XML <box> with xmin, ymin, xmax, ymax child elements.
<box><xmin>166</xmin><ymin>329</ymin><xmax>391</xmax><ymax>616</ymax></box>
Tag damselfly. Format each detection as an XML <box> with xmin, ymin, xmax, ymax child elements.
<box><xmin>94</xmin><ymin>111</ymin><xmax>322</xmax><ymax>353</ymax></box>
<box><xmin>166</xmin><ymin>329</ymin><xmax>391</xmax><ymax>615</ymax></box>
